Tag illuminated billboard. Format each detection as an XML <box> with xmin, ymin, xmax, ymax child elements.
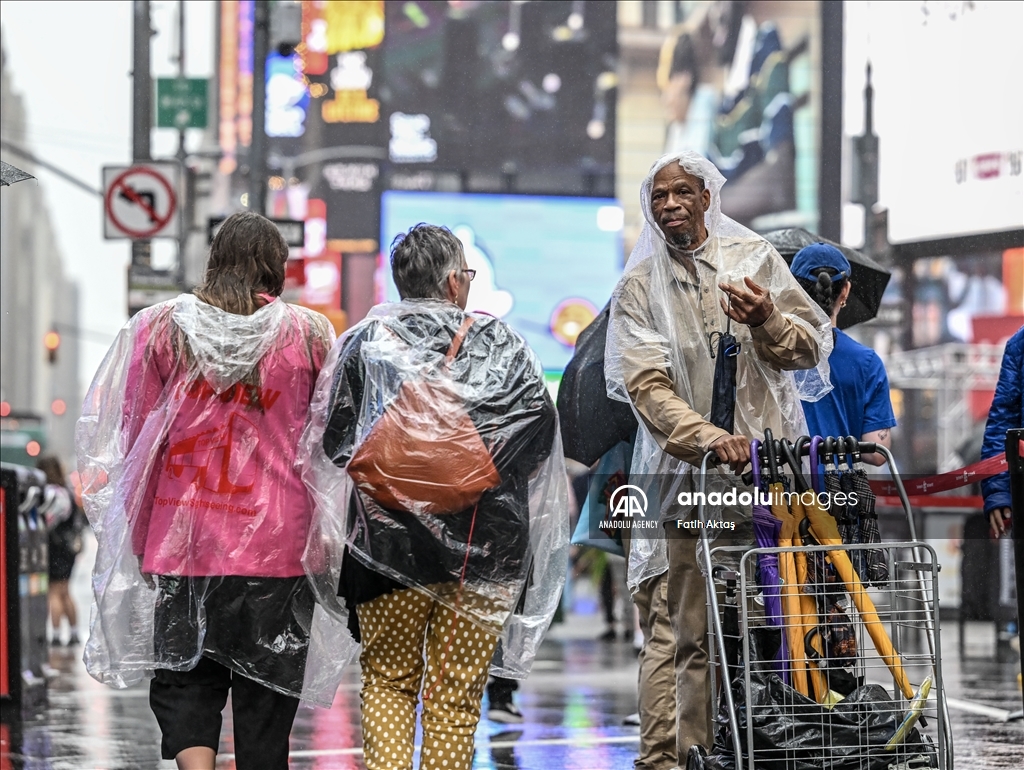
<box><xmin>380</xmin><ymin>191</ymin><xmax>623</xmax><ymax>371</ymax></box>
<box><xmin>658</xmin><ymin>1</ymin><xmax>822</xmax><ymax>231</ymax></box>
<box><xmin>218</xmin><ymin>0</ymin><xmax>255</xmax><ymax>175</ymax></box>
<box><xmin>860</xmin><ymin>2</ymin><xmax>1023</xmax><ymax>243</ymax></box>
<box><xmin>381</xmin><ymin>1</ymin><xmax>617</xmax><ymax>196</ymax></box>
<box><xmin>299</xmin><ymin>0</ymin><xmax>386</xmax><ymax>249</ymax></box>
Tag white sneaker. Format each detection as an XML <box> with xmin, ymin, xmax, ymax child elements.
<box><xmin>622</xmin><ymin>712</ymin><xmax>641</xmax><ymax>726</ymax></box>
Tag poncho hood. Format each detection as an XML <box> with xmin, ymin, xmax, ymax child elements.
<box><xmin>172</xmin><ymin>294</ymin><xmax>288</xmax><ymax>394</ymax></box>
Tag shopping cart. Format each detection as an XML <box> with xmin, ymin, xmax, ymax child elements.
<box><xmin>693</xmin><ymin>434</ymin><xmax>954</xmax><ymax>770</ymax></box>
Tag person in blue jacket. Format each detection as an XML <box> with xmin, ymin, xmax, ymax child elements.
<box><xmin>982</xmin><ymin>325</ymin><xmax>1024</xmax><ymax>538</ymax></box>
<box><xmin>790</xmin><ymin>243</ymin><xmax>896</xmax><ymax>465</ymax></box>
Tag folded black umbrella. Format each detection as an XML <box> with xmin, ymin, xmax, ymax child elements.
<box><xmin>709</xmin><ymin>328</ymin><xmax>740</xmax><ymax>433</ymax></box>
<box><xmin>763</xmin><ymin>227</ymin><xmax>891</xmax><ymax>329</ymax></box>
<box><xmin>556</xmin><ymin>303</ymin><xmax>637</xmax><ymax>466</ymax></box>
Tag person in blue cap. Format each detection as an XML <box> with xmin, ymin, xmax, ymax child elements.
<box><xmin>790</xmin><ymin>242</ymin><xmax>896</xmax><ymax>464</ymax></box>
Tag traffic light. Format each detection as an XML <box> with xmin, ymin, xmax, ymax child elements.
<box><xmin>44</xmin><ymin>330</ymin><xmax>60</xmax><ymax>364</ymax></box>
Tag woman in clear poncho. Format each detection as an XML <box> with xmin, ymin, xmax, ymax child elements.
<box><xmin>299</xmin><ymin>224</ymin><xmax>568</xmax><ymax>770</ymax></box>
<box><xmin>77</xmin><ymin>212</ymin><xmax>352</xmax><ymax>770</ymax></box>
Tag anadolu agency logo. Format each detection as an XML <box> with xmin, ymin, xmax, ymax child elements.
<box><xmin>609</xmin><ymin>484</ymin><xmax>647</xmax><ymax>518</ymax></box>
<box><xmin>600</xmin><ymin>485</ymin><xmax>662</xmax><ymax>530</ymax></box>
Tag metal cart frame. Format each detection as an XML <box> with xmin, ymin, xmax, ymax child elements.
<box><xmin>696</xmin><ymin>443</ymin><xmax>954</xmax><ymax>769</ymax></box>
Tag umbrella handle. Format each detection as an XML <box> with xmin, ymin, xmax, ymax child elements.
<box><xmin>751</xmin><ymin>439</ymin><xmax>762</xmax><ymax>487</ymax></box>
<box><xmin>764</xmin><ymin>429</ymin><xmax>779</xmax><ymax>483</ymax></box>
<box><xmin>799</xmin><ymin>516</ymin><xmax>817</xmax><ymax>546</ymax></box>
<box><xmin>810</xmin><ymin>436</ymin><xmax>823</xmax><ymax>493</ymax></box>
<box><xmin>805</xmin><ymin>627</ymin><xmax>823</xmax><ymax>660</ymax></box>
<box><xmin>844</xmin><ymin>435</ymin><xmax>860</xmax><ymax>470</ymax></box>
<box><xmin>780</xmin><ymin>439</ymin><xmax>810</xmax><ymax>492</ymax></box>
<box><xmin>824</xmin><ymin>436</ymin><xmax>837</xmax><ymax>468</ymax></box>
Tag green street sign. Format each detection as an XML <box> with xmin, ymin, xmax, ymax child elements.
<box><xmin>156</xmin><ymin>78</ymin><xmax>209</xmax><ymax>129</ymax></box>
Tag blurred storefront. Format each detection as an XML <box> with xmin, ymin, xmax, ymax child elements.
<box><xmin>216</xmin><ymin>0</ymin><xmax>623</xmax><ymax>369</ymax></box>
<box><xmin>617</xmin><ymin>0</ymin><xmax>837</xmax><ymax>250</ymax></box>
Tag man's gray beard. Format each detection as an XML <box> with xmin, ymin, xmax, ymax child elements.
<box><xmin>668</xmin><ymin>231</ymin><xmax>695</xmax><ymax>250</ymax></box>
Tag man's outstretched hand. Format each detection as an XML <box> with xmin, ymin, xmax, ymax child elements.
<box><xmin>709</xmin><ymin>434</ymin><xmax>750</xmax><ymax>475</ymax></box>
<box><xmin>720</xmin><ymin>277</ymin><xmax>774</xmax><ymax>327</ymax></box>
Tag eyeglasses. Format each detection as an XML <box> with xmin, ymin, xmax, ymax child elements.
<box><xmin>461</xmin><ymin>268</ymin><xmax>477</xmax><ymax>281</ymax></box>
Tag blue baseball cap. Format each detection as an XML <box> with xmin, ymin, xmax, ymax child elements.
<box><xmin>790</xmin><ymin>242</ymin><xmax>851</xmax><ymax>282</ymax></box>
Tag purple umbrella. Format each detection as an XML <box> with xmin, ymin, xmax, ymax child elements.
<box><xmin>751</xmin><ymin>440</ymin><xmax>787</xmax><ymax>679</ymax></box>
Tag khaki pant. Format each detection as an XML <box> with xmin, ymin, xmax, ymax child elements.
<box><xmin>633</xmin><ymin>570</ymin><xmax>678</xmax><ymax>770</ymax></box>
<box><xmin>623</xmin><ymin>524</ymin><xmax>678</xmax><ymax>770</ymax></box>
<box><xmin>665</xmin><ymin>529</ymin><xmax>714</xmax><ymax>757</ymax></box>
<box><xmin>357</xmin><ymin>585</ymin><xmax>499</xmax><ymax>770</ymax></box>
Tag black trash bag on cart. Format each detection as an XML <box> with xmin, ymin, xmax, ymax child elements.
<box><xmin>694</xmin><ymin>634</ymin><xmax>937</xmax><ymax>770</ymax></box>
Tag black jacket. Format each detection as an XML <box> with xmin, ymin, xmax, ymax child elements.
<box><xmin>322</xmin><ymin>303</ymin><xmax>556</xmax><ymax>640</ymax></box>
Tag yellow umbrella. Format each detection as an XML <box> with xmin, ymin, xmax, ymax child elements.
<box><xmin>787</xmin><ymin>493</ymin><xmax>829</xmax><ymax>703</ymax></box>
<box><xmin>801</xmin><ymin>492</ymin><xmax>914</xmax><ymax>700</ymax></box>
<box><xmin>770</xmin><ymin>481</ymin><xmax>814</xmax><ymax>698</ymax></box>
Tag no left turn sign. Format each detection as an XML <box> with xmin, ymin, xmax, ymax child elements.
<box><xmin>103</xmin><ymin>163</ymin><xmax>181</xmax><ymax>240</ymax></box>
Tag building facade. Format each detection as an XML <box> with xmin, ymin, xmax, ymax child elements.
<box><xmin>1</xmin><ymin>45</ymin><xmax>82</xmax><ymax>466</ymax></box>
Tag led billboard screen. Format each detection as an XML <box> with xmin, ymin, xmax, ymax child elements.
<box><xmin>659</xmin><ymin>1</ymin><xmax>822</xmax><ymax>231</ymax></box>
<box><xmin>381</xmin><ymin>1</ymin><xmax>617</xmax><ymax>196</ymax></box>
<box><xmin>380</xmin><ymin>191</ymin><xmax>623</xmax><ymax>371</ymax></box>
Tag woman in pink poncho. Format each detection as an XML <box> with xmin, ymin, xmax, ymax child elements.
<box><xmin>78</xmin><ymin>211</ymin><xmax>339</xmax><ymax>770</ymax></box>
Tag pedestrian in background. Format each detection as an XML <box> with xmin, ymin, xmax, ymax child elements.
<box><xmin>983</xmin><ymin>325</ymin><xmax>1024</xmax><ymax>538</ymax></box>
<box><xmin>37</xmin><ymin>454</ymin><xmax>81</xmax><ymax>646</ymax></box>
<box><xmin>304</xmin><ymin>223</ymin><xmax>568</xmax><ymax>770</ymax></box>
<box><xmin>789</xmin><ymin>242</ymin><xmax>896</xmax><ymax>464</ymax></box>
<box><xmin>77</xmin><ymin>211</ymin><xmax>347</xmax><ymax>770</ymax></box>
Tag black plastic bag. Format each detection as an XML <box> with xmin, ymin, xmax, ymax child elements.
<box><xmin>704</xmin><ymin>632</ymin><xmax>938</xmax><ymax>770</ymax></box>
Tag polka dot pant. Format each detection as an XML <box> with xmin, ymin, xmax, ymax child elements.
<box><xmin>357</xmin><ymin>585</ymin><xmax>499</xmax><ymax>770</ymax></box>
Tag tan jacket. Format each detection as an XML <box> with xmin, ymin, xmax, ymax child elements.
<box><xmin>614</xmin><ymin>235</ymin><xmax>822</xmax><ymax>467</ymax></box>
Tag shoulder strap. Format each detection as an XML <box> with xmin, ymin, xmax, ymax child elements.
<box><xmin>445</xmin><ymin>317</ymin><xmax>476</xmax><ymax>363</ymax></box>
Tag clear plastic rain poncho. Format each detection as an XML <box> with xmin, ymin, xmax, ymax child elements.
<box><xmin>605</xmin><ymin>152</ymin><xmax>833</xmax><ymax>590</ymax></box>
<box><xmin>76</xmin><ymin>295</ymin><xmax>356</xmax><ymax>706</ymax></box>
<box><xmin>300</xmin><ymin>299</ymin><xmax>569</xmax><ymax>679</ymax></box>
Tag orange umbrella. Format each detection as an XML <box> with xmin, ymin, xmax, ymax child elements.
<box><xmin>770</xmin><ymin>477</ymin><xmax>809</xmax><ymax>697</ymax></box>
<box><xmin>805</xmin><ymin>507</ymin><xmax>913</xmax><ymax>699</ymax></box>
<box><xmin>760</xmin><ymin>434</ymin><xmax>807</xmax><ymax>696</ymax></box>
<box><xmin>784</xmin><ymin>440</ymin><xmax>914</xmax><ymax>701</ymax></box>
<box><xmin>784</xmin><ymin>489</ymin><xmax>829</xmax><ymax>702</ymax></box>
<box><xmin>766</xmin><ymin>435</ymin><xmax>826</xmax><ymax>700</ymax></box>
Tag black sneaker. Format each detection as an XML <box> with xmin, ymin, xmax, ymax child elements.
<box><xmin>67</xmin><ymin>632</ymin><xmax>81</xmax><ymax>647</ymax></box>
<box><xmin>597</xmin><ymin>628</ymin><xmax>618</xmax><ymax>642</ymax></box>
<box><xmin>487</xmin><ymin>701</ymin><xmax>524</xmax><ymax>724</ymax></box>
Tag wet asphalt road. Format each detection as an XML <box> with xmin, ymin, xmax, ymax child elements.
<box><xmin>2</xmin><ymin>534</ymin><xmax>1021</xmax><ymax>768</ymax></box>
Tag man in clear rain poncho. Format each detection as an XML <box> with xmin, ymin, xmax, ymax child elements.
<box><xmin>299</xmin><ymin>224</ymin><xmax>568</xmax><ymax>770</ymax></box>
<box><xmin>605</xmin><ymin>152</ymin><xmax>832</xmax><ymax>767</ymax></box>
